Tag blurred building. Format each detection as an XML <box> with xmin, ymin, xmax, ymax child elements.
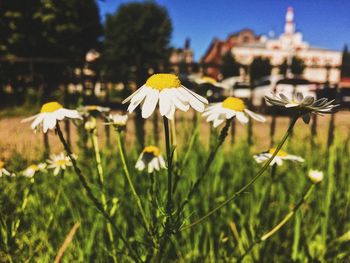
<box><xmin>169</xmin><ymin>38</ymin><xmax>194</xmax><ymax>73</ymax></box>
<box><xmin>231</xmin><ymin>7</ymin><xmax>341</xmax><ymax>83</ymax></box>
<box><xmin>201</xmin><ymin>29</ymin><xmax>261</xmax><ymax>78</ymax></box>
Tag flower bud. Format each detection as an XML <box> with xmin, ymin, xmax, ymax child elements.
<box><xmin>308</xmin><ymin>170</ymin><xmax>324</xmax><ymax>184</ymax></box>
<box><xmin>84</xmin><ymin>119</ymin><xmax>96</xmax><ymax>131</ymax></box>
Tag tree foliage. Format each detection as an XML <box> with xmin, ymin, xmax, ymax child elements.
<box><xmin>250</xmin><ymin>57</ymin><xmax>272</xmax><ymax>82</ymax></box>
<box><xmin>220</xmin><ymin>52</ymin><xmax>240</xmax><ymax>79</ymax></box>
<box><xmin>340</xmin><ymin>45</ymin><xmax>350</xmax><ymax>78</ymax></box>
<box><xmin>279</xmin><ymin>56</ymin><xmax>306</xmax><ymax>76</ymax></box>
<box><xmin>0</xmin><ymin>0</ymin><xmax>102</xmax><ymax>100</ymax></box>
<box><xmin>103</xmin><ymin>2</ymin><xmax>172</xmax><ymax>84</ymax></box>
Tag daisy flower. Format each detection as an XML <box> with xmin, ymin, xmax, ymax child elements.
<box><xmin>135</xmin><ymin>146</ymin><xmax>166</xmax><ymax>173</ymax></box>
<box><xmin>254</xmin><ymin>148</ymin><xmax>304</xmax><ymax>166</ymax></box>
<box><xmin>122</xmin><ymin>73</ymin><xmax>208</xmax><ymax>119</ymax></box>
<box><xmin>47</xmin><ymin>153</ymin><xmax>73</xmax><ymax>176</ymax></box>
<box><xmin>22</xmin><ymin>163</ymin><xmax>46</xmax><ymax>178</ymax></box>
<box><xmin>308</xmin><ymin>170</ymin><xmax>324</xmax><ymax>184</ymax></box>
<box><xmin>203</xmin><ymin>97</ymin><xmax>266</xmax><ymax>127</ymax></box>
<box><xmin>0</xmin><ymin>161</ymin><xmax>14</xmax><ymax>177</ymax></box>
<box><xmin>265</xmin><ymin>92</ymin><xmax>338</xmax><ymax>123</ymax></box>
<box><xmin>22</xmin><ymin>102</ymin><xmax>81</xmax><ymax>133</ymax></box>
<box><xmin>106</xmin><ymin>113</ymin><xmax>128</xmax><ymax>129</ymax></box>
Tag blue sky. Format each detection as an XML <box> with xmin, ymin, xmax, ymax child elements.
<box><xmin>98</xmin><ymin>0</ymin><xmax>350</xmax><ymax>60</ymax></box>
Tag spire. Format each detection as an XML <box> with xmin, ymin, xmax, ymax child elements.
<box><xmin>284</xmin><ymin>7</ymin><xmax>295</xmax><ymax>35</ymax></box>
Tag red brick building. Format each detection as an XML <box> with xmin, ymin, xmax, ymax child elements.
<box><xmin>200</xmin><ymin>29</ymin><xmax>260</xmax><ymax>79</ymax></box>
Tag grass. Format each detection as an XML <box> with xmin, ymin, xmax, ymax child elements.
<box><xmin>0</xmin><ymin>110</ymin><xmax>349</xmax><ymax>262</ymax></box>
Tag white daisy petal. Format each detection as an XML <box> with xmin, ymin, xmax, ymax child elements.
<box><xmin>165</xmin><ymin>104</ymin><xmax>176</xmax><ymax>119</ymax></box>
<box><xmin>30</xmin><ymin>114</ymin><xmax>45</xmax><ymax>130</ymax></box>
<box><xmin>159</xmin><ymin>90</ymin><xmax>171</xmax><ymax>116</ymax></box>
<box><xmin>244</xmin><ymin>109</ymin><xmax>266</xmax><ymax>122</ymax></box>
<box><xmin>182</xmin><ymin>86</ymin><xmax>208</xmax><ymax>104</ymax></box>
<box><xmin>236</xmin><ymin>112</ymin><xmax>249</xmax><ymax>124</ymax></box>
<box><xmin>141</xmin><ymin>89</ymin><xmax>159</xmax><ymax>118</ymax></box>
<box><xmin>285</xmin><ymin>103</ymin><xmax>299</xmax><ymax>108</ymax></box>
<box><xmin>122</xmin><ymin>86</ymin><xmax>146</xmax><ymax>104</ymax></box>
<box><xmin>213</xmin><ymin>118</ymin><xmax>225</xmax><ymax>128</ymax></box>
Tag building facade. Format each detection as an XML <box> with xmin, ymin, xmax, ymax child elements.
<box><xmin>231</xmin><ymin>7</ymin><xmax>341</xmax><ymax>83</ymax></box>
<box><xmin>200</xmin><ymin>29</ymin><xmax>261</xmax><ymax>78</ymax></box>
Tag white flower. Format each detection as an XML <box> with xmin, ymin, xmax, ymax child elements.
<box><xmin>265</xmin><ymin>92</ymin><xmax>338</xmax><ymax>123</ymax></box>
<box><xmin>203</xmin><ymin>97</ymin><xmax>266</xmax><ymax>127</ymax></box>
<box><xmin>106</xmin><ymin>113</ymin><xmax>128</xmax><ymax>127</ymax></box>
<box><xmin>0</xmin><ymin>161</ymin><xmax>15</xmax><ymax>177</ymax></box>
<box><xmin>254</xmin><ymin>148</ymin><xmax>304</xmax><ymax>166</ymax></box>
<box><xmin>135</xmin><ymin>146</ymin><xmax>166</xmax><ymax>173</ymax></box>
<box><xmin>122</xmin><ymin>73</ymin><xmax>208</xmax><ymax>120</ymax></box>
<box><xmin>47</xmin><ymin>153</ymin><xmax>73</xmax><ymax>176</ymax></box>
<box><xmin>22</xmin><ymin>102</ymin><xmax>81</xmax><ymax>133</ymax></box>
<box><xmin>308</xmin><ymin>170</ymin><xmax>324</xmax><ymax>184</ymax></box>
<box><xmin>22</xmin><ymin>163</ymin><xmax>46</xmax><ymax>178</ymax></box>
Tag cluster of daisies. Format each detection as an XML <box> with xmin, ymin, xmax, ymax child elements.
<box><xmin>18</xmin><ymin>73</ymin><xmax>335</xmax><ymax>178</ymax></box>
<box><xmin>0</xmin><ymin>153</ymin><xmax>73</xmax><ymax>179</ymax></box>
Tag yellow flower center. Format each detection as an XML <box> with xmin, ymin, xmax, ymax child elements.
<box><xmin>56</xmin><ymin>159</ymin><xmax>68</xmax><ymax>166</ymax></box>
<box><xmin>85</xmin><ymin>105</ymin><xmax>99</xmax><ymax>111</ymax></box>
<box><xmin>222</xmin><ymin>97</ymin><xmax>245</xmax><ymax>111</ymax></box>
<box><xmin>268</xmin><ymin>148</ymin><xmax>289</xmax><ymax>157</ymax></box>
<box><xmin>201</xmin><ymin>76</ymin><xmax>217</xmax><ymax>84</ymax></box>
<box><xmin>143</xmin><ymin>146</ymin><xmax>161</xmax><ymax>156</ymax></box>
<box><xmin>145</xmin><ymin>74</ymin><xmax>181</xmax><ymax>90</ymax></box>
<box><xmin>29</xmin><ymin>164</ymin><xmax>39</xmax><ymax>171</ymax></box>
<box><xmin>41</xmin><ymin>102</ymin><xmax>63</xmax><ymax>113</ymax></box>
<box><xmin>0</xmin><ymin>161</ymin><xmax>4</xmax><ymax>169</ymax></box>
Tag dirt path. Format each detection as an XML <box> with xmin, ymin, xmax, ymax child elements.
<box><xmin>1</xmin><ymin>110</ymin><xmax>349</xmax><ymax>161</ymax></box>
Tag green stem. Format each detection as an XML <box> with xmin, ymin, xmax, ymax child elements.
<box><xmin>238</xmin><ymin>184</ymin><xmax>315</xmax><ymax>262</ymax></box>
<box><xmin>12</xmin><ymin>180</ymin><xmax>34</xmax><ymax>238</ymax></box>
<box><xmin>179</xmin><ymin>118</ymin><xmax>231</xmax><ymax>214</ymax></box>
<box><xmin>55</xmin><ymin>123</ymin><xmax>140</xmax><ymax>262</ymax></box>
<box><xmin>115</xmin><ymin>129</ymin><xmax>156</xmax><ymax>247</ymax></box>
<box><xmin>163</xmin><ymin>117</ymin><xmax>173</xmax><ymax>214</ymax></box>
<box><xmin>180</xmin><ymin>115</ymin><xmax>299</xmax><ymax>231</ymax></box>
<box><xmin>46</xmin><ymin>172</ymin><xmax>64</xmax><ymax>230</ymax></box>
<box><xmin>90</xmin><ymin>130</ymin><xmax>115</xmax><ymax>246</ymax></box>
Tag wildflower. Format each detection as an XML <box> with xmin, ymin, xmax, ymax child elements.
<box><xmin>84</xmin><ymin>118</ymin><xmax>97</xmax><ymax>132</ymax></box>
<box><xmin>106</xmin><ymin>113</ymin><xmax>128</xmax><ymax>128</ymax></box>
<box><xmin>0</xmin><ymin>161</ymin><xmax>15</xmax><ymax>177</ymax></box>
<box><xmin>122</xmin><ymin>73</ymin><xmax>208</xmax><ymax>119</ymax></box>
<box><xmin>79</xmin><ymin>105</ymin><xmax>110</xmax><ymax>118</ymax></box>
<box><xmin>203</xmin><ymin>97</ymin><xmax>266</xmax><ymax>127</ymax></box>
<box><xmin>22</xmin><ymin>163</ymin><xmax>46</xmax><ymax>178</ymax></box>
<box><xmin>22</xmin><ymin>102</ymin><xmax>81</xmax><ymax>133</ymax></box>
<box><xmin>47</xmin><ymin>153</ymin><xmax>73</xmax><ymax>176</ymax></box>
<box><xmin>135</xmin><ymin>146</ymin><xmax>166</xmax><ymax>173</ymax></box>
<box><xmin>265</xmin><ymin>92</ymin><xmax>338</xmax><ymax>123</ymax></box>
<box><xmin>308</xmin><ymin>170</ymin><xmax>324</xmax><ymax>184</ymax></box>
<box><xmin>254</xmin><ymin>148</ymin><xmax>304</xmax><ymax>166</ymax></box>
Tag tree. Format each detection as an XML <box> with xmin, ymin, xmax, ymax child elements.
<box><xmin>102</xmin><ymin>2</ymin><xmax>172</xmax><ymax>84</ymax></box>
<box><xmin>279</xmin><ymin>56</ymin><xmax>305</xmax><ymax>76</ymax></box>
<box><xmin>0</xmin><ymin>0</ymin><xmax>102</xmax><ymax>101</ymax></box>
<box><xmin>250</xmin><ymin>57</ymin><xmax>272</xmax><ymax>82</ymax></box>
<box><xmin>220</xmin><ymin>52</ymin><xmax>240</xmax><ymax>79</ymax></box>
<box><xmin>340</xmin><ymin>45</ymin><xmax>350</xmax><ymax>78</ymax></box>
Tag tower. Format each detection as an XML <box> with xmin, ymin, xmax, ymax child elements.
<box><xmin>284</xmin><ymin>7</ymin><xmax>295</xmax><ymax>36</ymax></box>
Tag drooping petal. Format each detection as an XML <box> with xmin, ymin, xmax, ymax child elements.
<box><xmin>122</xmin><ymin>86</ymin><xmax>146</xmax><ymax>104</ymax></box>
<box><xmin>30</xmin><ymin>114</ymin><xmax>45</xmax><ymax>130</ymax></box>
<box><xmin>244</xmin><ymin>109</ymin><xmax>266</xmax><ymax>122</ymax></box>
<box><xmin>236</xmin><ymin>112</ymin><xmax>249</xmax><ymax>124</ymax></box>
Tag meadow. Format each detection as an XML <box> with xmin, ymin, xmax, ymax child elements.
<box><xmin>0</xmin><ymin>101</ymin><xmax>349</xmax><ymax>262</ymax></box>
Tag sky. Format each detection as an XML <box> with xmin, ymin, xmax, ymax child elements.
<box><xmin>98</xmin><ymin>0</ymin><xmax>350</xmax><ymax>61</ymax></box>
